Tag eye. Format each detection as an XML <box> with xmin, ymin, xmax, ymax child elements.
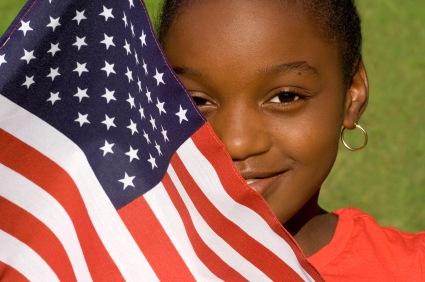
<box><xmin>192</xmin><ymin>96</ymin><xmax>212</xmax><ymax>106</ymax></box>
<box><xmin>269</xmin><ymin>92</ymin><xmax>300</xmax><ymax>104</ymax></box>
<box><xmin>189</xmin><ymin>93</ymin><xmax>216</xmax><ymax>118</ymax></box>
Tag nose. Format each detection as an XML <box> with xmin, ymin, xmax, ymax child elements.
<box><xmin>209</xmin><ymin>104</ymin><xmax>271</xmax><ymax>160</ymax></box>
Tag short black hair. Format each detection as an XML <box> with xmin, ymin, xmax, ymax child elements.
<box><xmin>157</xmin><ymin>0</ymin><xmax>362</xmax><ymax>86</ymax></box>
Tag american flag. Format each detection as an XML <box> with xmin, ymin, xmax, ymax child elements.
<box><xmin>0</xmin><ymin>0</ymin><xmax>325</xmax><ymax>280</ymax></box>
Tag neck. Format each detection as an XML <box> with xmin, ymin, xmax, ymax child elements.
<box><xmin>284</xmin><ymin>190</ymin><xmax>338</xmax><ymax>257</ymax></box>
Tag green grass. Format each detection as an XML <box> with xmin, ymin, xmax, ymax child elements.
<box><xmin>0</xmin><ymin>0</ymin><xmax>27</xmax><ymax>34</ymax></box>
<box><xmin>1</xmin><ymin>0</ymin><xmax>424</xmax><ymax>232</ymax></box>
<box><xmin>320</xmin><ymin>0</ymin><xmax>425</xmax><ymax>232</ymax></box>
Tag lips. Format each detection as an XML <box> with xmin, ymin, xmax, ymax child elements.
<box><xmin>243</xmin><ymin>173</ymin><xmax>284</xmax><ymax>196</ymax></box>
<box><xmin>245</xmin><ymin>179</ymin><xmax>261</xmax><ymax>185</ymax></box>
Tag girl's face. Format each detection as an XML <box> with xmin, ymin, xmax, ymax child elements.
<box><xmin>163</xmin><ymin>0</ymin><xmax>366</xmax><ymax>224</ymax></box>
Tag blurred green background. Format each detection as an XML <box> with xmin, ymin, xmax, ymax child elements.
<box><xmin>1</xmin><ymin>0</ymin><xmax>424</xmax><ymax>232</ymax></box>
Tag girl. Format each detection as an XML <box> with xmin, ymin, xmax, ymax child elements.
<box><xmin>158</xmin><ymin>0</ymin><xmax>425</xmax><ymax>280</ymax></box>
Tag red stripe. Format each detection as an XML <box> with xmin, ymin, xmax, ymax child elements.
<box><xmin>171</xmin><ymin>154</ymin><xmax>304</xmax><ymax>281</ymax></box>
<box><xmin>118</xmin><ymin>196</ymin><xmax>196</xmax><ymax>282</ymax></box>
<box><xmin>0</xmin><ymin>261</ymin><xmax>30</xmax><ymax>282</ymax></box>
<box><xmin>191</xmin><ymin>124</ymin><xmax>325</xmax><ymax>281</ymax></box>
<box><xmin>0</xmin><ymin>129</ymin><xmax>125</xmax><ymax>282</ymax></box>
<box><xmin>162</xmin><ymin>173</ymin><xmax>248</xmax><ymax>281</ymax></box>
<box><xmin>0</xmin><ymin>196</ymin><xmax>77</xmax><ymax>281</ymax></box>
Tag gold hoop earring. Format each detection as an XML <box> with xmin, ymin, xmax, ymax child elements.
<box><xmin>341</xmin><ymin>124</ymin><xmax>368</xmax><ymax>152</ymax></box>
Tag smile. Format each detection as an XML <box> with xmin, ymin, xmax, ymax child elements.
<box><xmin>244</xmin><ymin>173</ymin><xmax>284</xmax><ymax>196</ymax></box>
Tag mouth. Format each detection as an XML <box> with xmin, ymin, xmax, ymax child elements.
<box><xmin>243</xmin><ymin>172</ymin><xmax>285</xmax><ymax>196</ymax></box>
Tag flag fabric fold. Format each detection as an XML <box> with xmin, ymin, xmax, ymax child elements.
<box><xmin>0</xmin><ymin>0</ymin><xmax>325</xmax><ymax>280</ymax></box>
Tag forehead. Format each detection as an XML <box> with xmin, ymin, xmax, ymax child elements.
<box><xmin>169</xmin><ymin>0</ymin><xmax>309</xmax><ymax>50</ymax></box>
<box><xmin>165</xmin><ymin>0</ymin><xmax>339</xmax><ymax>72</ymax></box>
<box><xmin>164</xmin><ymin>0</ymin><xmax>343</xmax><ymax>94</ymax></box>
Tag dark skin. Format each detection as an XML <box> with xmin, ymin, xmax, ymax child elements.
<box><xmin>163</xmin><ymin>0</ymin><xmax>369</xmax><ymax>257</ymax></box>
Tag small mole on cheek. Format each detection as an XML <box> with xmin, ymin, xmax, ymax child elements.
<box><xmin>298</xmin><ymin>72</ymin><xmax>302</xmax><ymax>75</ymax></box>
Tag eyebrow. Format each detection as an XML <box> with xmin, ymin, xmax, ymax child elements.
<box><xmin>173</xmin><ymin>67</ymin><xmax>206</xmax><ymax>78</ymax></box>
<box><xmin>257</xmin><ymin>61</ymin><xmax>319</xmax><ymax>76</ymax></box>
<box><xmin>173</xmin><ymin>61</ymin><xmax>319</xmax><ymax>78</ymax></box>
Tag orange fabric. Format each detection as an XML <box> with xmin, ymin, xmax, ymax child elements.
<box><xmin>308</xmin><ymin>207</ymin><xmax>425</xmax><ymax>281</ymax></box>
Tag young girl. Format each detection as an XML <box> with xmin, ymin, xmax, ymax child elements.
<box><xmin>158</xmin><ymin>0</ymin><xmax>425</xmax><ymax>280</ymax></box>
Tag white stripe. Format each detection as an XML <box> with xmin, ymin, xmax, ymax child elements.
<box><xmin>168</xmin><ymin>165</ymin><xmax>272</xmax><ymax>282</ymax></box>
<box><xmin>0</xmin><ymin>94</ymin><xmax>159</xmax><ymax>282</ymax></box>
<box><xmin>0</xmin><ymin>229</ymin><xmax>59</xmax><ymax>282</ymax></box>
<box><xmin>0</xmin><ymin>164</ymin><xmax>93</xmax><ymax>281</ymax></box>
<box><xmin>144</xmin><ymin>183</ymin><xmax>222</xmax><ymax>282</ymax></box>
<box><xmin>177</xmin><ymin>138</ymin><xmax>314</xmax><ymax>282</ymax></box>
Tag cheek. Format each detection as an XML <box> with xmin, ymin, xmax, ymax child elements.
<box><xmin>265</xmin><ymin>106</ymin><xmax>342</xmax><ymax>222</ymax></box>
<box><xmin>271</xmin><ymin>100</ymin><xmax>343</xmax><ymax>171</ymax></box>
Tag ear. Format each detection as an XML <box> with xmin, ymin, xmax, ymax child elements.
<box><xmin>343</xmin><ymin>60</ymin><xmax>369</xmax><ymax>129</ymax></box>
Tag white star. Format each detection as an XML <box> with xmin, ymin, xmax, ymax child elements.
<box><xmin>19</xmin><ymin>21</ymin><xmax>33</xmax><ymax>36</ymax></box>
<box><xmin>100</xmin><ymin>140</ymin><xmax>114</xmax><ymax>156</ymax></box>
<box><xmin>101</xmin><ymin>114</ymin><xmax>116</xmax><ymax>130</ymax></box>
<box><xmin>128</xmin><ymin>0</ymin><xmax>134</xmax><ymax>9</ymax></box>
<box><xmin>119</xmin><ymin>172</ymin><xmax>135</xmax><ymax>190</ymax></box>
<box><xmin>176</xmin><ymin>105</ymin><xmax>188</xmax><ymax>124</ymax></box>
<box><xmin>47</xmin><ymin>67</ymin><xmax>60</xmax><ymax>81</ymax></box>
<box><xmin>73</xmin><ymin>62</ymin><xmax>88</xmax><ymax>76</ymax></box>
<box><xmin>100</xmin><ymin>33</ymin><xmax>115</xmax><ymax>50</ymax></box>
<box><xmin>127</xmin><ymin>119</ymin><xmax>138</xmax><ymax>135</ymax></box>
<box><xmin>47</xmin><ymin>92</ymin><xmax>61</xmax><ymax>105</ymax></box>
<box><xmin>73</xmin><ymin>10</ymin><xmax>86</xmax><ymax>25</ymax></box>
<box><xmin>125</xmin><ymin>67</ymin><xmax>133</xmax><ymax>83</ymax></box>
<box><xmin>101</xmin><ymin>61</ymin><xmax>116</xmax><ymax>77</ymax></box>
<box><xmin>22</xmin><ymin>76</ymin><xmax>35</xmax><ymax>89</ymax></box>
<box><xmin>122</xmin><ymin>12</ymin><xmax>128</xmax><ymax>27</ymax></box>
<box><xmin>127</xmin><ymin>93</ymin><xmax>135</xmax><ymax>109</ymax></box>
<box><xmin>146</xmin><ymin>87</ymin><xmax>152</xmax><ymax>103</ymax></box>
<box><xmin>140</xmin><ymin>30</ymin><xmax>146</xmax><ymax>47</ymax></box>
<box><xmin>134</xmin><ymin>50</ymin><xmax>139</xmax><ymax>65</ymax></box>
<box><xmin>75</xmin><ymin>112</ymin><xmax>90</xmax><ymax>127</ymax></box>
<box><xmin>155</xmin><ymin>141</ymin><xmax>163</xmax><ymax>156</ymax></box>
<box><xmin>143</xmin><ymin>130</ymin><xmax>151</xmax><ymax>144</ymax></box>
<box><xmin>99</xmin><ymin>6</ymin><xmax>114</xmax><ymax>21</ymax></box>
<box><xmin>137</xmin><ymin>77</ymin><xmax>142</xmax><ymax>92</ymax></box>
<box><xmin>0</xmin><ymin>54</ymin><xmax>6</xmax><ymax>67</ymax></box>
<box><xmin>102</xmin><ymin>88</ymin><xmax>116</xmax><ymax>103</ymax></box>
<box><xmin>156</xmin><ymin>98</ymin><xmax>166</xmax><ymax>115</ymax></box>
<box><xmin>153</xmin><ymin>69</ymin><xmax>165</xmax><ymax>86</ymax></box>
<box><xmin>74</xmin><ymin>87</ymin><xmax>89</xmax><ymax>102</ymax></box>
<box><xmin>150</xmin><ymin>115</ymin><xmax>157</xmax><ymax>130</ymax></box>
<box><xmin>46</xmin><ymin>16</ymin><xmax>61</xmax><ymax>31</ymax></box>
<box><xmin>21</xmin><ymin>49</ymin><xmax>35</xmax><ymax>64</ymax></box>
<box><xmin>161</xmin><ymin>125</ymin><xmax>169</xmax><ymax>142</ymax></box>
<box><xmin>123</xmin><ymin>40</ymin><xmax>131</xmax><ymax>55</ymax></box>
<box><xmin>73</xmin><ymin>36</ymin><xmax>87</xmax><ymax>50</ymax></box>
<box><xmin>130</xmin><ymin>22</ymin><xmax>135</xmax><ymax>37</ymax></box>
<box><xmin>138</xmin><ymin>104</ymin><xmax>145</xmax><ymax>120</ymax></box>
<box><xmin>125</xmin><ymin>146</ymin><xmax>139</xmax><ymax>162</ymax></box>
<box><xmin>47</xmin><ymin>43</ymin><xmax>60</xmax><ymax>56</ymax></box>
<box><xmin>142</xmin><ymin>59</ymin><xmax>148</xmax><ymax>75</ymax></box>
<box><xmin>147</xmin><ymin>154</ymin><xmax>157</xmax><ymax>170</ymax></box>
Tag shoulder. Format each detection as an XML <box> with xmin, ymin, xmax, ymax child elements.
<box><xmin>309</xmin><ymin>207</ymin><xmax>425</xmax><ymax>282</ymax></box>
<box><xmin>335</xmin><ymin>207</ymin><xmax>425</xmax><ymax>249</ymax></box>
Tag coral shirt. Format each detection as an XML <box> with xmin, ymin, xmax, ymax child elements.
<box><xmin>308</xmin><ymin>207</ymin><xmax>425</xmax><ymax>281</ymax></box>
